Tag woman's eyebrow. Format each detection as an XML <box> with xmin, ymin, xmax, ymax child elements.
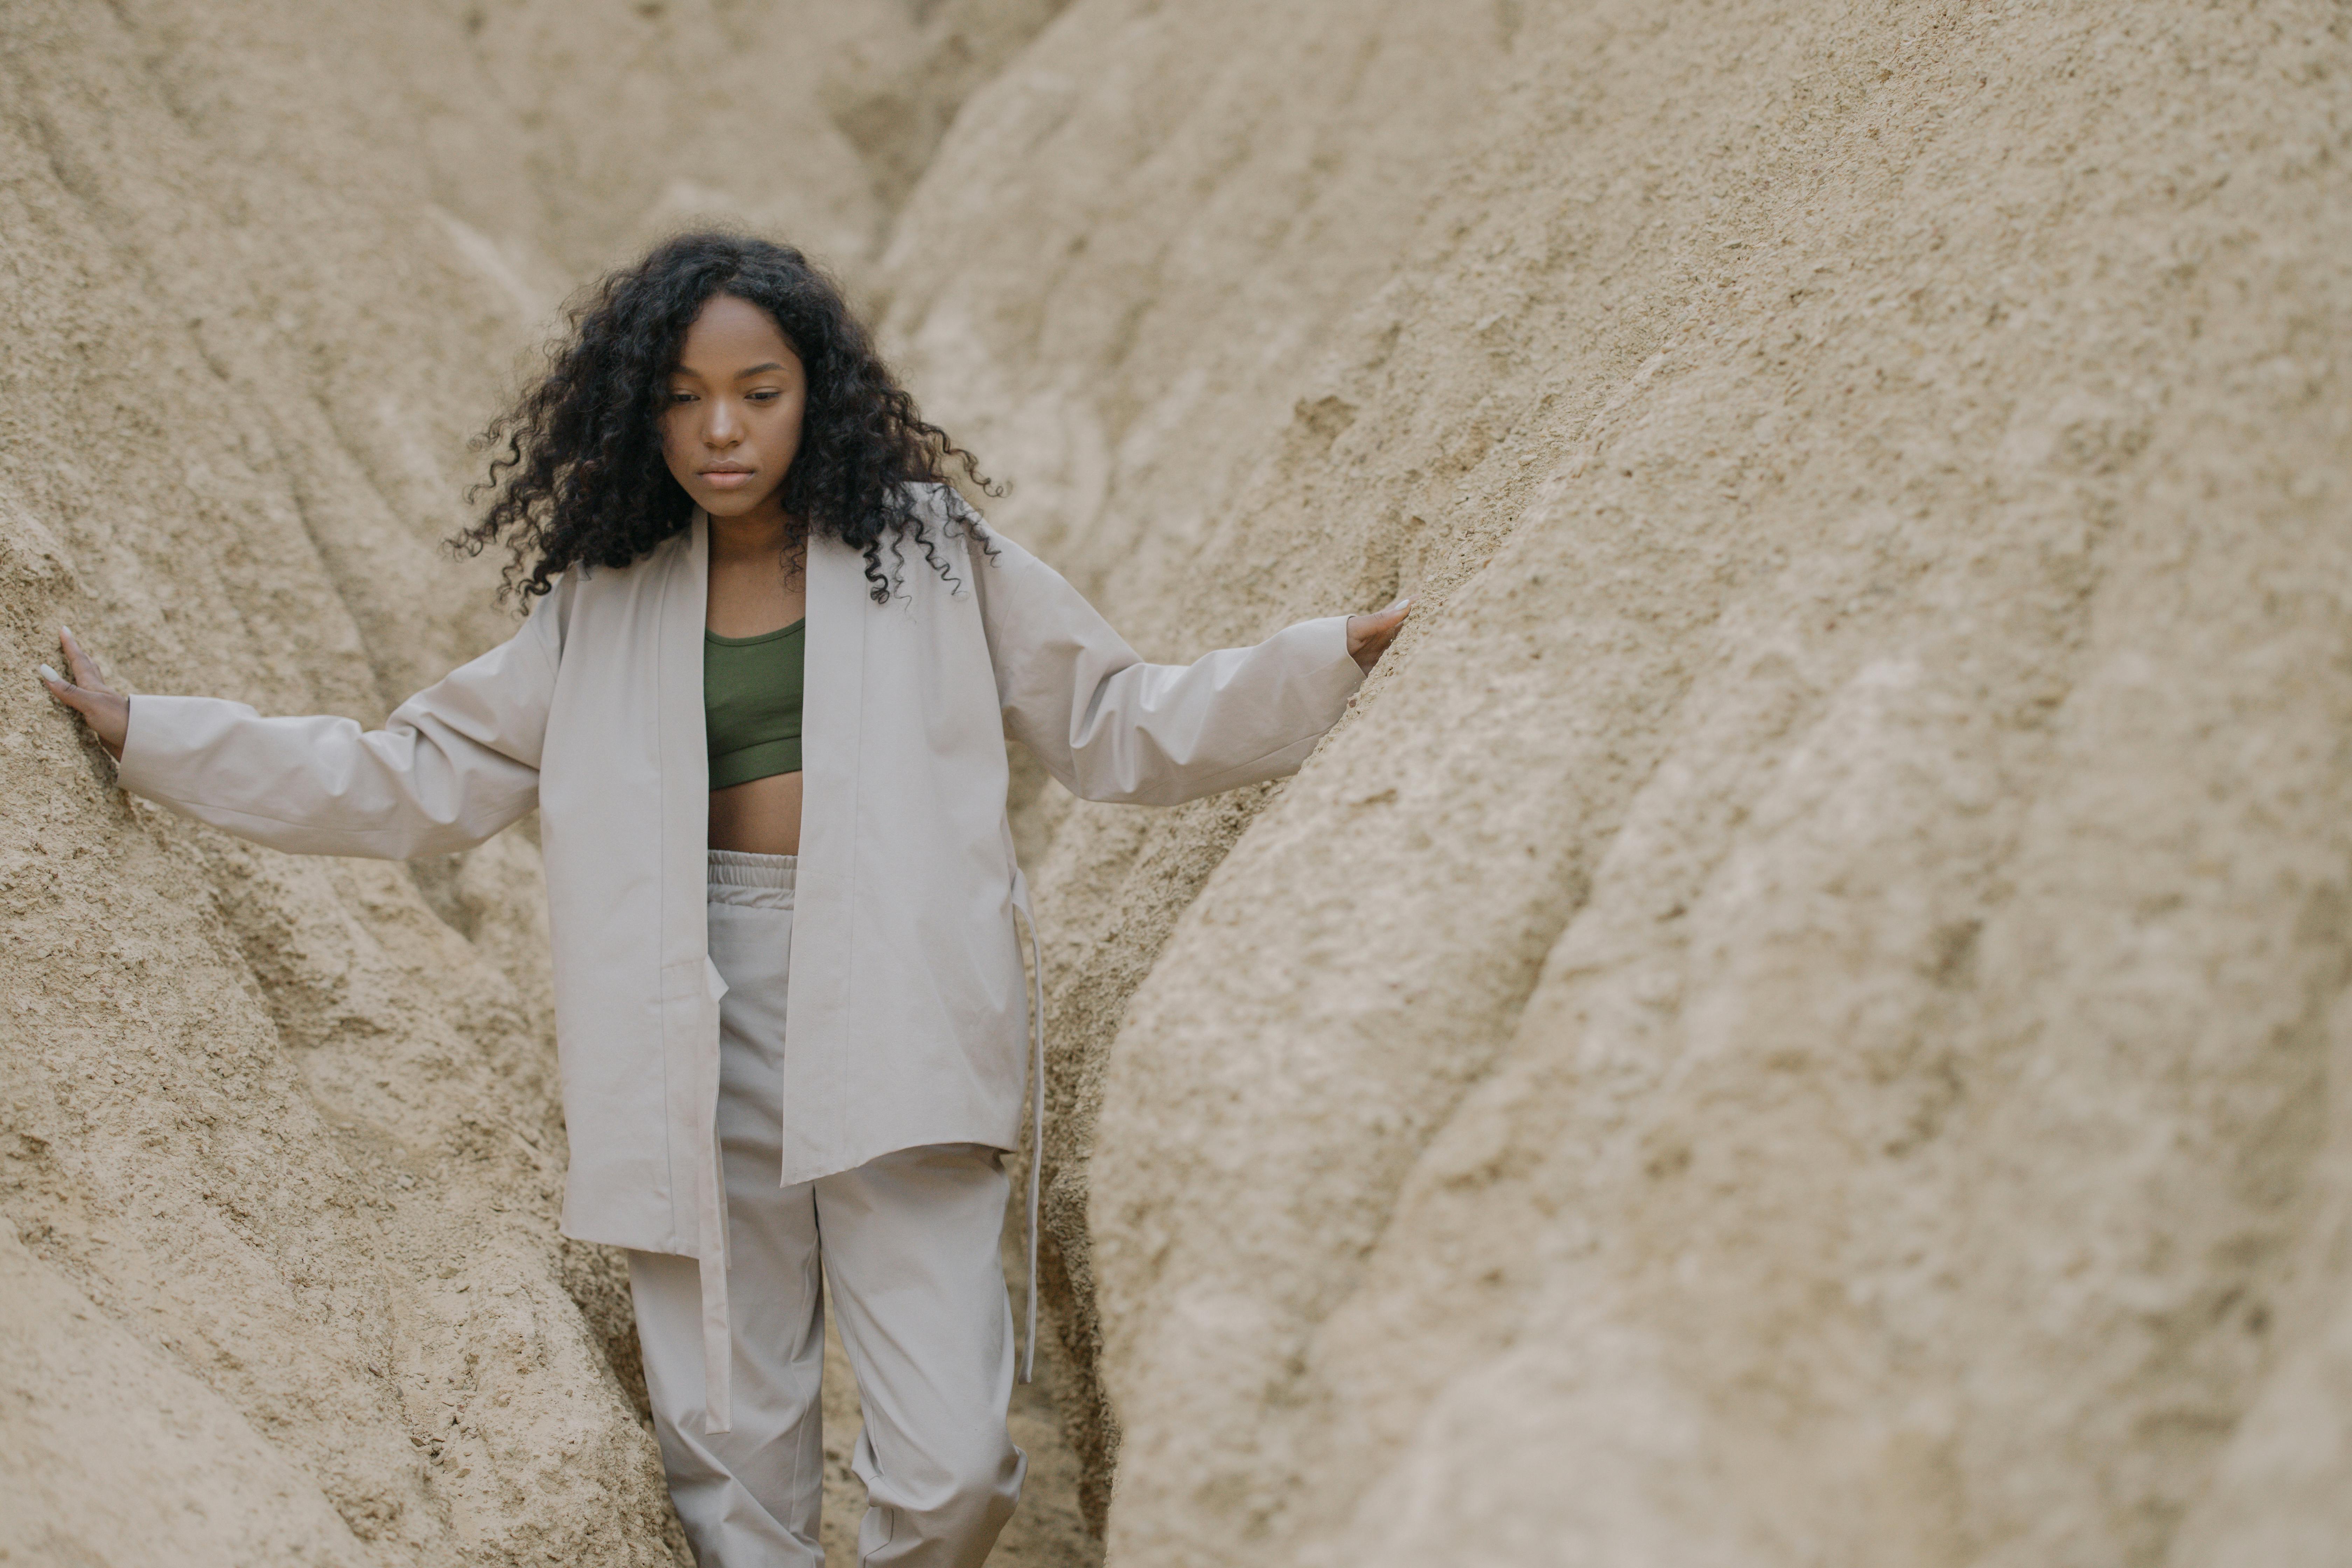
<box><xmin>667</xmin><ymin>360</ymin><xmax>788</xmax><ymax>380</ymax></box>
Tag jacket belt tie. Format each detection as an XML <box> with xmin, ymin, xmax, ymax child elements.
<box><xmin>1011</xmin><ymin>867</ymin><xmax>1046</xmax><ymax>1386</ymax></box>
<box><xmin>698</xmin><ymin>952</ymin><xmax>734</xmax><ymax>1435</ymax></box>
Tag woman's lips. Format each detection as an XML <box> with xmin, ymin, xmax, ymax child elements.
<box><xmin>701</xmin><ymin>469</ymin><xmax>755</xmax><ymax>490</ymax></box>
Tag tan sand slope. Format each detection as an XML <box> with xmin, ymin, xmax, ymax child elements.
<box><xmin>6</xmin><ymin>0</ymin><xmax>2349</xmax><ymax>1563</ymax></box>
<box><xmin>0</xmin><ymin>1</ymin><xmax>1081</xmax><ymax>1564</ymax></box>
<box><xmin>876</xmin><ymin>1</ymin><xmax>2352</xmax><ymax>1562</ymax></box>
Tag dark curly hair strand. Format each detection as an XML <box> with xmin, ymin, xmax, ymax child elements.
<box><xmin>454</xmin><ymin>231</ymin><xmax>996</xmax><ymax>606</ymax></box>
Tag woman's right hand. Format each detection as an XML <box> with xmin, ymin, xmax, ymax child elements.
<box><xmin>1346</xmin><ymin>597</ymin><xmax>1413</xmax><ymax>672</ymax></box>
<box><xmin>39</xmin><ymin>627</ymin><xmax>129</xmax><ymax>762</ymax></box>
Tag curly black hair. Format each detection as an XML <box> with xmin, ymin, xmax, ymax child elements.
<box><xmin>455</xmin><ymin>231</ymin><xmax>995</xmax><ymax>604</ymax></box>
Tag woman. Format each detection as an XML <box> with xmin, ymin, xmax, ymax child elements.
<box><xmin>40</xmin><ymin>231</ymin><xmax>1408</xmax><ymax>1568</ymax></box>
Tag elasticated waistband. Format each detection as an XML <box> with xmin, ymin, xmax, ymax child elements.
<box><xmin>707</xmin><ymin>849</ymin><xmax>796</xmax><ymax>908</ymax></box>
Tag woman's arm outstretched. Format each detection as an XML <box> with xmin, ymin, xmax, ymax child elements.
<box><xmin>971</xmin><ymin>519</ymin><xmax>1411</xmax><ymax>807</ymax></box>
<box><xmin>37</xmin><ymin>592</ymin><xmax>565</xmax><ymax>861</ymax></box>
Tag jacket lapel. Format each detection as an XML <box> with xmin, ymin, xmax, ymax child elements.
<box><xmin>783</xmin><ymin>530</ymin><xmax>866</xmax><ymax>1177</ymax></box>
<box><xmin>655</xmin><ymin>512</ymin><xmax>739</xmax><ymax>1430</ymax></box>
<box><xmin>658</xmin><ymin>511</ymin><xmax>714</xmax><ymax>971</ymax></box>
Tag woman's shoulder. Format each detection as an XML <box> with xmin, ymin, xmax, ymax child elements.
<box><xmin>897</xmin><ymin>479</ymin><xmax>981</xmax><ymax>533</ymax></box>
<box><xmin>569</xmin><ymin>529</ymin><xmax>690</xmax><ymax>592</ymax></box>
<box><xmin>899</xmin><ymin>481</ymin><xmax>1027</xmax><ymax>571</ymax></box>
<box><xmin>527</xmin><ymin>529</ymin><xmax>689</xmax><ymax>640</ymax></box>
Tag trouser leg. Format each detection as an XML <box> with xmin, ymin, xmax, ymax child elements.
<box><xmin>628</xmin><ymin>860</ymin><xmax>822</xmax><ymax>1566</ymax></box>
<box><xmin>818</xmin><ymin>1144</ymin><xmax>1027</xmax><ymax>1568</ymax></box>
<box><xmin>627</xmin><ymin>1223</ymin><xmax>824</xmax><ymax>1567</ymax></box>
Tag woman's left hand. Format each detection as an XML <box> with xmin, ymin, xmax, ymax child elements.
<box><xmin>1346</xmin><ymin>597</ymin><xmax>1412</xmax><ymax>672</ymax></box>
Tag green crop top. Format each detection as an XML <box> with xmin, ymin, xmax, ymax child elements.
<box><xmin>704</xmin><ymin>619</ymin><xmax>805</xmax><ymax>789</ymax></box>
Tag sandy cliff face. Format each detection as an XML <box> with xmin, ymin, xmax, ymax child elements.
<box><xmin>1</xmin><ymin>3</ymin><xmax>648</xmax><ymax>1560</ymax></box>
<box><xmin>877</xmin><ymin>1</ymin><xmax>2352</xmax><ymax>1562</ymax></box>
<box><xmin>8</xmin><ymin>0</ymin><xmax>2348</xmax><ymax>1563</ymax></box>
<box><xmin>0</xmin><ymin>2</ymin><xmax>1078</xmax><ymax>1564</ymax></box>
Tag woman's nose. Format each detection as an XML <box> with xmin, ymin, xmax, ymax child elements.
<box><xmin>704</xmin><ymin>398</ymin><xmax>741</xmax><ymax>446</ymax></box>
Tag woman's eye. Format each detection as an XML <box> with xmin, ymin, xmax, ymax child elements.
<box><xmin>667</xmin><ymin>390</ymin><xmax>696</xmax><ymax>404</ymax></box>
<box><xmin>749</xmin><ymin>390</ymin><xmax>779</xmax><ymax>402</ymax></box>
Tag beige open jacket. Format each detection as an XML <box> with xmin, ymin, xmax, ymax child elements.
<box><xmin>116</xmin><ymin>484</ymin><xmax>1364</xmax><ymax>1428</ymax></box>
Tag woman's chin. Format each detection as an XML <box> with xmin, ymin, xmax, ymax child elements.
<box><xmin>696</xmin><ymin>487</ymin><xmax>783</xmax><ymax>520</ymax></box>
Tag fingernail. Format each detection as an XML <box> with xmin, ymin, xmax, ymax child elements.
<box><xmin>37</xmin><ymin>664</ymin><xmax>61</xmax><ymax>685</ymax></box>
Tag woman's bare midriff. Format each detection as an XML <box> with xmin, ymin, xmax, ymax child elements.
<box><xmin>708</xmin><ymin>771</ymin><xmax>803</xmax><ymax>857</ymax></box>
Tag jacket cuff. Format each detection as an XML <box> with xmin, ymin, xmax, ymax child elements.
<box><xmin>114</xmin><ymin>693</ymin><xmax>214</xmax><ymax>808</ymax></box>
<box><xmin>1302</xmin><ymin>614</ymin><xmax>1368</xmax><ymax>707</ymax></box>
<box><xmin>113</xmin><ymin>693</ymin><xmax>166</xmax><ymax>802</ymax></box>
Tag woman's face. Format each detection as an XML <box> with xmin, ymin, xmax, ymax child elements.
<box><xmin>659</xmin><ymin>294</ymin><xmax>808</xmax><ymax>522</ymax></box>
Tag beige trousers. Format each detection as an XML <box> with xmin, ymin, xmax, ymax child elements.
<box><xmin>628</xmin><ymin>851</ymin><xmax>1025</xmax><ymax>1566</ymax></box>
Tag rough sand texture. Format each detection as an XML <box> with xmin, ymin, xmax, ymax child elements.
<box><xmin>875</xmin><ymin>0</ymin><xmax>2352</xmax><ymax>1562</ymax></box>
<box><xmin>8</xmin><ymin>0</ymin><xmax>2348</xmax><ymax>1563</ymax></box>
<box><xmin>0</xmin><ymin>2</ymin><xmax>1089</xmax><ymax>1564</ymax></box>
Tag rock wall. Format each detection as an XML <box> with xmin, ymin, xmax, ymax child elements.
<box><xmin>876</xmin><ymin>0</ymin><xmax>2352</xmax><ymax>1562</ymax></box>
<box><xmin>0</xmin><ymin>2</ymin><xmax>1082</xmax><ymax>1564</ymax></box>
<box><xmin>8</xmin><ymin>0</ymin><xmax>2349</xmax><ymax>1564</ymax></box>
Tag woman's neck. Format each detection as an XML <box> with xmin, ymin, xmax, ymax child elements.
<box><xmin>705</xmin><ymin>497</ymin><xmax>807</xmax><ymax>640</ymax></box>
<box><xmin>707</xmin><ymin>502</ymin><xmax>797</xmax><ymax>565</ymax></box>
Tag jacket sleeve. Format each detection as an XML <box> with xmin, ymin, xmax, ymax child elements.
<box><xmin>966</xmin><ymin>511</ymin><xmax>1366</xmax><ymax>806</ymax></box>
<box><xmin>113</xmin><ymin>583</ymin><xmax>566</xmax><ymax>860</ymax></box>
